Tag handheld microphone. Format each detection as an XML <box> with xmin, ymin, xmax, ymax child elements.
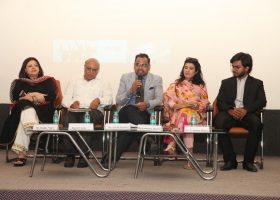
<box><xmin>136</xmin><ymin>75</ymin><xmax>143</xmax><ymax>97</ymax></box>
<box><xmin>137</xmin><ymin>75</ymin><xmax>143</xmax><ymax>81</ymax></box>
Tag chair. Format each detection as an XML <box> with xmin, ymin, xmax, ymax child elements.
<box><xmin>0</xmin><ymin>103</ymin><xmax>14</xmax><ymax>162</ymax></box>
<box><xmin>207</xmin><ymin>98</ymin><xmax>264</xmax><ymax>169</ymax></box>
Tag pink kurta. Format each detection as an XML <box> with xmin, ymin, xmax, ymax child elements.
<box><xmin>163</xmin><ymin>80</ymin><xmax>209</xmax><ymax>148</ymax></box>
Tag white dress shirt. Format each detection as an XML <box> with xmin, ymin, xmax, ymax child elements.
<box><xmin>62</xmin><ymin>76</ymin><xmax>113</xmax><ymax>112</ymax></box>
<box><xmin>235</xmin><ymin>75</ymin><xmax>248</xmax><ymax>108</ymax></box>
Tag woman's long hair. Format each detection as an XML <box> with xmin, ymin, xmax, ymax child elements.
<box><xmin>176</xmin><ymin>57</ymin><xmax>205</xmax><ymax>87</ymax></box>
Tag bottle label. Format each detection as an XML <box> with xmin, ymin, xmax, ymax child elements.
<box><xmin>84</xmin><ymin>112</ymin><xmax>91</xmax><ymax>123</ymax></box>
<box><xmin>84</xmin><ymin>118</ymin><xmax>90</xmax><ymax>123</ymax></box>
<box><xmin>53</xmin><ymin>117</ymin><xmax>59</xmax><ymax>124</ymax></box>
<box><xmin>191</xmin><ymin>113</ymin><xmax>197</xmax><ymax>125</ymax></box>
<box><xmin>112</xmin><ymin>112</ymin><xmax>119</xmax><ymax>123</ymax></box>
<box><xmin>150</xmin><ymin>113</ymin><xmax>156</xmax><ymax>125</ymax></box>
<box><xmin>53</xmin><ymin>111</ymin><xmax>59</xmax><ymax>124</ymax></box>
<box><xmin>112</xmin><ymin>117</ymin><xmax>119</xmax><ymax>123</ymax></box>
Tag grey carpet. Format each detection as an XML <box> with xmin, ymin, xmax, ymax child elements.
<box><xmin>0</xmin><ymin>150</ymin><xmax>280</xmax><ymax>198</ymax></box>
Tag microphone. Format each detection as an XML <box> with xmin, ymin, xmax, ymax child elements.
<box><xmin>136</xmin><ymin>75</ymin><xmax>143</xmax><ymax>97</ymax></box>
<box><xmin>137</xmin><ymin>75</ymin><xmax>143</xmax><ymax>81</ymax></box>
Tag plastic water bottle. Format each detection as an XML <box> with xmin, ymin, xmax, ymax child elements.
<box><xmin>84</xmin><ymin>111</ymin><xmax>91</xmax><ymax>123</ymax></box>
<box><xmin>150</xmin><ymin>111</ymin><xmax>156</xmax><ymax>125</ymax></box>
<box><xmin>112</xmin><ymin>111</ymin><xmax>119</xmax><ymax>123</ymax></box>
<box><xmin>53</xmin><ymin>110</ymin><xmax>59</xmax><ymax>124</ymax></box>
<box><xmin>190</xmin><ymin>112</ymin><xmax>197</xmax><ymax>125</ymax></box>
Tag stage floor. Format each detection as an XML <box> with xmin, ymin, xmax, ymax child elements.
<box><xmin>0</xmin><ymin>150</ymin><xmax>279</xmax><ymax>198</ymax></box>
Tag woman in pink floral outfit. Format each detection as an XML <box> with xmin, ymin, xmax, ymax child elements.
<box><xmin>163</xmin><ymin>57</ymin><xmax>209</xmax><ymax>169</ymax></box>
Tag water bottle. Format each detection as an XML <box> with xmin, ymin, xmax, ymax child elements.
<box><xmin>190</xmin><ymin>112</ymin><xmax>197</xmax><ymax>125</ymax></box>
<box><xmin>150</xmin><ymin>111</ymin><xmax>156</xmax><ymax>125</ymax></box>
<box><xmin>112</xmin><ymin>111</ymin><xmax>119</xmax><ymax>123</ymax></box>
<box><xmin>84</xmin><ymin>111</ymin><xmax>91</xmax><ymax>123</ymax></box>
<box><xmin>53</xmin><ymin>110</ymin><xmax>59</xmax><ymax>124</ymax></box>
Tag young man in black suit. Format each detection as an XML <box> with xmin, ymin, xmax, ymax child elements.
<box><xmin>214</xmin><ymin>52</ymin><xmax>266</xmax><ymax>172</ymax></box>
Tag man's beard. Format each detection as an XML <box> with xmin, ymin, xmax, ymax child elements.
<box><xmin>234</xmin><ymin>71</ymin><xmax>246</xmax><ymax>78</ymax></box>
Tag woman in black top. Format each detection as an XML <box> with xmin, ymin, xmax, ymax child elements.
<box><xmin>0</xmin><ymin>57</ymin><xmax>58</xmax><ymax>166</ymax></box>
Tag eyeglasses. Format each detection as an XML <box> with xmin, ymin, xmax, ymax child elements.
<box><xmin>231</xmin><ymin>65</ymin><xmax>244</xmax><ymax>70</ymax></box>
<box><xmin>135</xmin><ymin>63</ymin><xmax>149</xmax><ymax>68</ymax></box>
<box><xmin>85</xmin><ymin>66</ymin><xmax>99</xmax><ymax>72</ymax></box>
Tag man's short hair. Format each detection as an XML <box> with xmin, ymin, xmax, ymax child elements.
<box><xmin>135</xmin><ymin>53</ymin><xmax>150</xmax><ymax>65</ymax></box>
<box><xmin>230</xmin><ymin>52</ymin><xmax>253</xmax><ymax>73</ymax></box>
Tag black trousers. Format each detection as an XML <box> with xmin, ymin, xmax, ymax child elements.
<box><xmin>62</xmin><ymin>109</ymin><xmax>103</xmax><ymax>155</ymax></box>
<box><xmin>214</xmin><ymin>111</ymin><xmax>262</xmax><ymax>163</ymax></box>
<box><xmin>115</xmin><ymin>105</ymin><xmax>150</xmax><ymax>161</ymax></box>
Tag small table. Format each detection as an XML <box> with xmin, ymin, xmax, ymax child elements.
<box><xmin>134</xmin><ymin>129</ymin><xmax>225</xmax><ymax>180</ymax></box>
<box><xmin>29</xmin><ymin>129</ymin><xmax>113</xmax><ymax>178</ymax></box>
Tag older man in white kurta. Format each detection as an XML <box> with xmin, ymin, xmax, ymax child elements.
<box><xmin>62</xmin><ymin>58</ymin><xmax>112</xmax><ymax>168</ymax></box>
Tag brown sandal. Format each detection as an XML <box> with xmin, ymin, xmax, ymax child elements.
<box><xmin>183</xmin><ymin>161</ymin><xmax>194</xmax><ymax>170</ymax></box>
<box><xmin>14</xmin><ymin>158</ymin><xmax>27</xmax><ymax>167</ymax></box>
<box><xmin>163</xmin><ymin>142</ymin><xmax>176</xmax><ymax>155</ymax></box>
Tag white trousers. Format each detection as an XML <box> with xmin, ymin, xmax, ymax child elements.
<box><xmin>12</xmin><ymin>107</ymin><xmax>39</xmax><ymax>155</ymax></box>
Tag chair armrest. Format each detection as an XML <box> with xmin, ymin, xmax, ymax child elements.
<box><xmin>206</xmin><ymin>104</ymin><xmax>213</xmax><ymax>112</ymax></box>
<box><xmin>55</xmin><ymin>104</ymin><xmax>65</xmax><ymax>111</ymax></box>
<box><xmin>104</xmin><ymin>104</ymin><xmax>117</xmax><ymax>111</ymax></box>
<box><xmin>154</xmin><ymin>105</ymin><xmax>163</xmax><ymax>112</ymax></box>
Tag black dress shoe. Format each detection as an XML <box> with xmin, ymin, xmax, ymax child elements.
<box><xmin>101</xmin><ymin>153</ymin><xmax>116</xmax><ymax>169</ymax></box>
<box><xmin>149</xmin><ymin>143</ymin><xmax>158</xmax><ymax>155</ymax></box>
<box><xmin>64</xmin><ymin>155</ymin><xmax>75</xmax><ymax>168</ymax></box>
<box><xmin>77</xmin><ymin>153</ymin><xmax>89</xmax><ymax>168</ymax></box>
<box><xmin>243</xmin><ymin>163</ymin><xmax>258</xmax><ymax>172</ymax></box>
<box><xmin>220</xmin><ymin>161</ymin><xmax>238</xmax><ymax>171</ymax></box>
<box><xmin>77</xmin><ymin>157</ymin><xmax>88</xmax><ymax>168</ymax></box>
<box><xmin>101</xmin><ymin>154</ymin><xmax>109</xmax><ymax>168</ymax></box>
<box><xmin>102</xmin><ymin>161</ymin><xmax>109</xmax><ymax>169</ymax></box>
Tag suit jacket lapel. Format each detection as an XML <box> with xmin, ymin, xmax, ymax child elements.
<box><xmin>144</xmin><ymin>73</ymin><xmax>152</xmax><ymax>92</ymax></box>
<box><xmin>231</xmin><ymin>77</ymin><xmax>237</xmax><ymax>99</ymax></box>
<box><xmin>243</xmin><ymin>75</ymin><xmax>251</xmax><ymax>101</ymax></box>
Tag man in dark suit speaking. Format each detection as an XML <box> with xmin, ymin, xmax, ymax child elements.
<box><xmin>214</xmin><ymin>52</ymin><xmax>266</xmax><ymax>172</ymax></box>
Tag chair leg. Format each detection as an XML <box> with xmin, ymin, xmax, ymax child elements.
<box><xmin>258</xmin><ymin>133</ymin><xmax>264</xmax><ymax>169</ymax></box>
<box><xmin>5</xmin><ymin>143</ymin><xmax>17</xmax><ymax>163</ymax></box>
<box><xmin>260</xmin><ymin>132</ymin><xmax>264</xmax><ymax>169</ymax></box>
<box><xmin>254</xmin><ymin>132</ymin><xmax>264</xmax><ymax>170</ymax></box>
<box><xmin>206</xmin><ymin>134</ymin><xmax>210</xmax><ymax>166</ymax></box>
<box><xmin>5</xmin><ymin>144</ymin><xmax>9</xmax><ymax>163</ymax></box>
